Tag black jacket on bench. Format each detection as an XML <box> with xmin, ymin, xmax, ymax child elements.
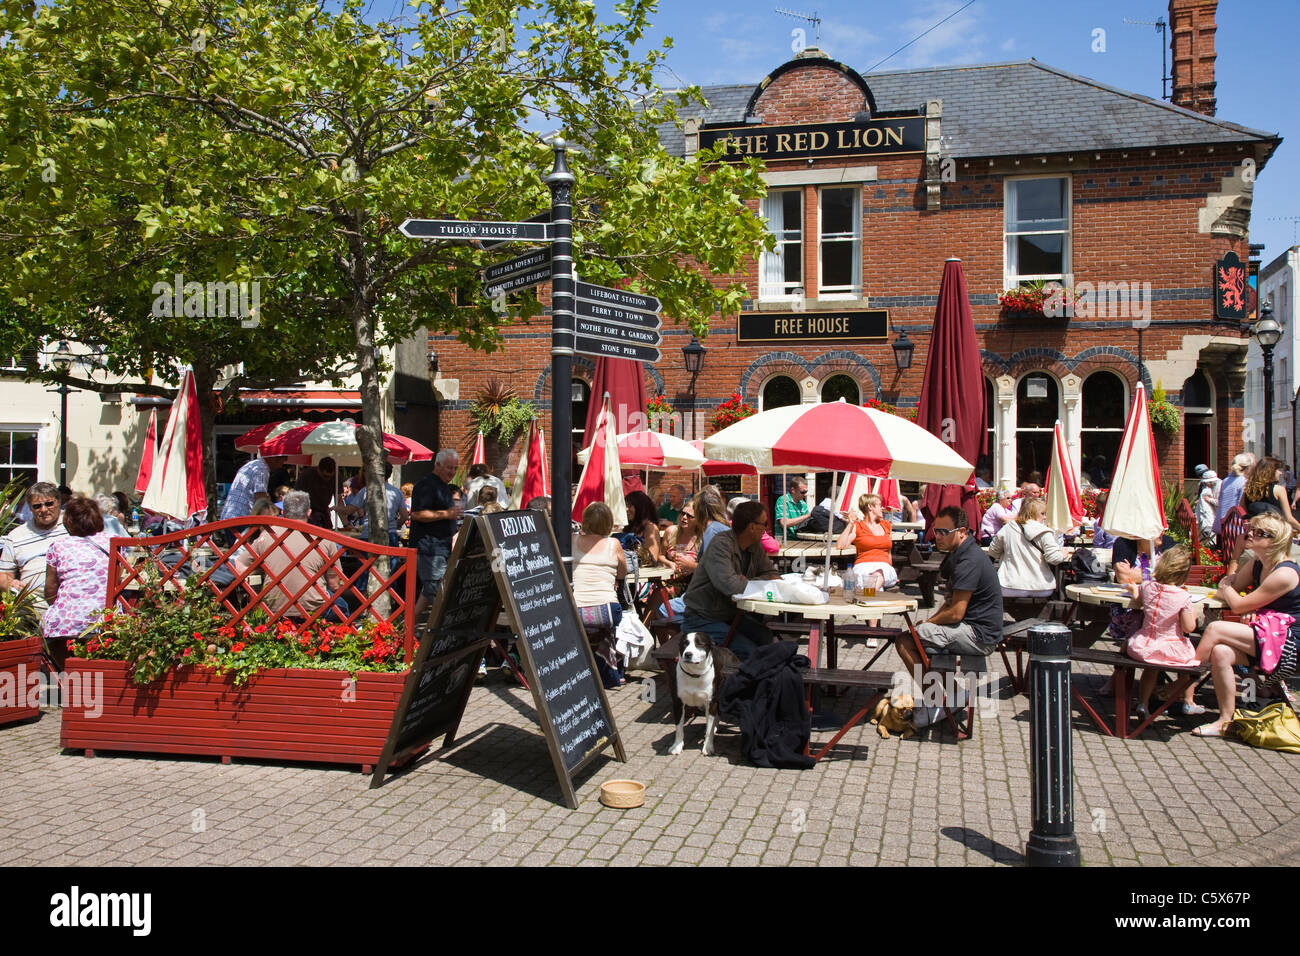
<box><xmin>719</xmin><ymin>641</ymin><xmax>815</xmax><ymax>770</ymax></box>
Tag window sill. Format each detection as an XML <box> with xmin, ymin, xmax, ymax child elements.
<box><xmin>756</xmin><ymin>296</ymin><xmax>870</xmax><ymax>311</ymax></box>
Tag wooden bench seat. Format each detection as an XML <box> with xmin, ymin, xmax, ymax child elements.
<box><xmin>1068</xmin><ymin>645</ymin><xmax>1210</xmax><ymax>739</ymax></box>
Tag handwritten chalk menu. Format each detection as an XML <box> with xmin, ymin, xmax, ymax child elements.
<box><xmin>370</xmin><ymin>519</ymin><xmax>501</xmax><ymax>786</ymax></box>
<box><xmin>481</xmin><ymin>510</ymin><xmax>624</xmax><ymax>796</ymax></box>
<box><xmin>371</xmin><ymin>514</ymin><xmax>624</xmax><ymax>807</ymax></box>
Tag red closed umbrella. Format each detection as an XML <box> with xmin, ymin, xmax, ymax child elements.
<box><xmin>471</xmin><ymin>431</ymin><xmax>486</xmax><ymax>466</ymax></box>
<box><xmin>916</xmin><ymin>258</ymin><xmax>984</xmax><ymax>531</ymax></box>
<box><xmin>584</xmin><ymin>358</ymin><xmax>646</xmax><ymax>438</ymax></box>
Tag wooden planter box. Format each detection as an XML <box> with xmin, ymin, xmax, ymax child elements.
<box><xmin>60</xmin><ymin>659</ymin><xmax>409</xmax><ymax>773</ymax></box>
<box><xmin>0</xmin><ymin>637</ymin><xmax>43</xmax><ymax>727</ymax></box>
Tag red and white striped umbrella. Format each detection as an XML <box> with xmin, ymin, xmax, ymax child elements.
<box><xmin>578</xmin><ymin>430</ymin><xmax>704</xmax><ymax>470</ymax></box>
<box><xmin>259</xmin><ymin>419</ymin><xmax>433</xmax><ymax>467</ymax></box>
<box><xmin>1045</xmin><ymin>420</ymin><xmax>1085</xmax><ymax>531</ymax></box>
<box><xmin>1099</xmin><ymin>382</ymin><xmax>1166</xmax><ymax>542</ymax></box>
<box><xmin>704</xmin><ymin>399</ymin><xmax>973</xmax><ymax>482</ymax></box>
<box><xmin>689</xmin><ymin>440</ymin><xmax>757</xmax><ymax>477</ymax></box>
<box><xmin>234</xmin><ymin>419</ymin><xmax>308</xmax><ymax>454</ymax></box>
<box><xmin>142</xmin><ymin>369</ymin><xmax>207</xmax><ymax>520</ymax></box>
<box><xmin>572</xmin><ymin>397</ymin><xmax>628</xmax><ymax>527</ymax></box>
<box><xmin>133</xmin><ymin>408</ymin><xmax>157</xmax><ymax>496</ymax></box>
<box><xmin>836</xmin><ymin>474</ymin><xmax>902</xmax><ymax>513</ymax></box>
<box><xmin>508</xmin><ymin>419</ymin><xmax>550</xmax><ymax>509</ymax></box>
<box><xmin>471</xmin><ymin>431</ymin><xmax>486</xmax><ymax>466</ymax></box>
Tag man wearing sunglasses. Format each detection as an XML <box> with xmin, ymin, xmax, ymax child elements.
<box><xmin>896</xmin><ymin>505</ymin><xmax>1003</xmax><ymax>674</ymax></box>
<box><xmin>0</xmin><ymin>482</ymin><xmax>70</xmax><ymax>620</ymax></box>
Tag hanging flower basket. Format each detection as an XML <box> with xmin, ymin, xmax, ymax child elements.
<box><xmin>647</xmin><ymin>393</ymin><xmax>674</xmax><ymax>432</ymax></box>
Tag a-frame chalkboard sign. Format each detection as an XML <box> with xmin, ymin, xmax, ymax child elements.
<box><xmin>370</xmin><ymin>511</ymin><xmax>625</xmax><ymax>807</ymax></box>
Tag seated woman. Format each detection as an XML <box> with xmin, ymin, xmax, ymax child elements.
<box><xmin>44</xmin><ymin>496</ymin><xmax>112</xmax><ymax>675</ymax></box>
<box><xmin>986</xmin><ymin>497</ymin><xmax>1067</xmax><ymax>598</ymax></box>
<box><xmin>1194</xmin><ymin>511</ymin><xmax>1300</xmax><ymax>737</ymax></box>
<box><xmin>623</xmin><ymin>490</ymin><xmax>673</xmax><ymax>569</ymax></box>
<box><xmin>663</xmin><ymin>502</ymin><xmax>700</xmax><ymax>576</ymax></box>
<box><xmin>836</xmin><ymin>492</ymin><xmax>897</xmax><ymax>591</ymax></box>
<box><xmin>572</xmin><ymin>502</ymin><xmax>628</xmax><ymax>689</ymax></box>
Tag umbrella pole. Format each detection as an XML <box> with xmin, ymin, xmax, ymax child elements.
<box><xmin>824</xmin><ymin>471</ymin><xmax>839</xmax><ymax>591</ymax></box>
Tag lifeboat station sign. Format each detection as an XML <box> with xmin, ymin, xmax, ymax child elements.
<box><xmin>699</xmin><ymin>116</ymin><xmax>925</xmax><ymax>162</ymax></box>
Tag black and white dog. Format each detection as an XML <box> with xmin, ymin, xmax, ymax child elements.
<box><xmin>669</xmin><ymin>632</ymin><xmax>739</xmax><ymax>756</ymax></box>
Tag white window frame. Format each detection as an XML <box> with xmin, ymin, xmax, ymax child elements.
<box><xmin>0</xmin><ymin>424</ymin><xmax>47</xmax><ymax>486</ymax></box>
<box><xmin>817</xmin><ymin>186</ymin><xmax>861</xmax><ymax>299</ymax></box>
<box><xmin>759</xmin><ymin>189</ymin><xmax>804</xmax><ymax>301</ymax></box>
<box><xmin>1004</xmin><ymin>174</ymin><xmax>1072</xmax><ymax>286</ymax></box>
<box><xmin>1013</xmin><ymin>372</ymin><xmax>1063</xmax><ymax>484</ymax></box>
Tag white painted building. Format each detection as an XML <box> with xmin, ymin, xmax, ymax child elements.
<box><xmin>1245</xmin><ymin>245</ymin><xmax>1300</xmax><ymax>465</ymax></box>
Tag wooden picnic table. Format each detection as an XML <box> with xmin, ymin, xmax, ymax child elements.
<box><xmin>735</xmin><ymin>591</ymin><xmax>919</xmax><ymax>670</ymax></box>
<box><xmin>1064</xmin><ymin>582</ymin><xmax>1222</xmax><ymax>611</ymax></box>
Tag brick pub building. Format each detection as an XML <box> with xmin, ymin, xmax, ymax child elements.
<box><xmin>430</xmin><ymin>0</ymin><xmax>1280</xmax><ymax>504</ymax></box>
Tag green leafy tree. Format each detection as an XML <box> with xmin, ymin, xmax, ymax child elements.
<box><xmin>0</xmin><ymin>0</ymin><xmax>770</xmax><ymax>541</ymax></box>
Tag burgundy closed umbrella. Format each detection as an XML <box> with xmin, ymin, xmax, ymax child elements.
<box><xmin>584</xmin><ymin>358</ymin><xmax>647</xmax><ymax>438</ymax></box>
<box><xmin>917</xmin><ymin>258</ymin><xmax>985</xmax><ymax>532</ymax></box>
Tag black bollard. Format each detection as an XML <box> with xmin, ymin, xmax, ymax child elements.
<box><xmin>1025</xmin><ymin>622</ymin><xmax>1081</xmax><ymax>867</ymax></box>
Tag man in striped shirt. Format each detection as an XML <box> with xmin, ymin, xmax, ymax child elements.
<box><xmin>0</xmin><ymin>482</ymin><xmax>69</xmax><ymax>621</ymax></box>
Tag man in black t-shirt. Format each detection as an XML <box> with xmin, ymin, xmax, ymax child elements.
<box><xmin>898</xmin><ymin>505</ymin><xmax>1003</xmax><ymax>672</ymax></box>
<box><xmin>410</xmin><ymin>448</ymin><xmax>463</xmax><ymax>617</ymax></box>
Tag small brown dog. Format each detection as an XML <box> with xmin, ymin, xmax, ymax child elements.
<box><xmin>871</xmin><ymin>691</ymin><xmax>916</xmax><ymax>739</ymax></box>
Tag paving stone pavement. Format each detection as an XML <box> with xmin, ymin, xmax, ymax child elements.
<box><xmin>2</xmin><ymin>620</ymin><xmax>1298</xmax><ymax>867</ymax></box>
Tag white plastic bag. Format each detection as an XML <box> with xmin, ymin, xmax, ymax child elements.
<box><xmin>616</xmin><ymin>613</ymin><xmax>657</xmax><ymax>672</ymax></box>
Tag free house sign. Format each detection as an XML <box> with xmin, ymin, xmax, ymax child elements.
<box><xmin>736</xmin><ymin>310</ymin><xmax>889</xmax><ymax>344</ymax></box>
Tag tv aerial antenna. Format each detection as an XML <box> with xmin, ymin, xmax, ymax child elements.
<box><xmin>1123</xmin><ymin>17</ymin><xmax>1169</xmax><ymax>101</ymax></box>
<box><xmin>1268</xmin><ymin>215</ymin><xmax>1300</xmax><ymax>246</ymax></box>
<box><xmin>775</xmin><ymin>7</ymin><xmax>821</xmax><ymax>47</ymax></box>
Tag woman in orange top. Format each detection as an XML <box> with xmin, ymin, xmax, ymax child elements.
<box><xmin>835</xmin><ymin>492</ymin><xmax>898</xmax><ymax>590</ymax></box>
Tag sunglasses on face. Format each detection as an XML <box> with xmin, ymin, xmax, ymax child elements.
<box><xmin>30</xmin><ymin>501</ymin><xmax>58</xmax><ymax>511</ymax></box>
<box><xmin>933</xmin><ymin>527</ymin><xmax>959</xmax><ymax>537</ymax></box>
<box><xmin>1250</xmin><ymin>529</ymin><xmax>1276</xmax><ymax>540</ymax></box>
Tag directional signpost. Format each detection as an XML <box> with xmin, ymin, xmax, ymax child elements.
<box><xmin>397</xmin><ymin>148</ymin><xmax>672</xmax><ymax>556</ymax></box>
<box><xmin>572</xmin><ymin>280</ymin><xmax>662</xmax><ymax>363</ymax></box>
<box><xmin>483</xmin><ymin>248</ymin><xmax>552</xmax><ymax>297</ymax></box>
<box><xmin>398</xmin><ymin>218</ymin><xmax>553</xmax><ymax>242</ymax></box>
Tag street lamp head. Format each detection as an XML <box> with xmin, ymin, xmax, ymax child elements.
<box><xmin>49</xmin><ymin>340</ymin><xmax>75</xmax><ymax>371</ymax></box>
<box><xmin>892</xmin><ymin>329</ymin><xmax>915</xmax><ymax>370</ymax></box>
<box><xmin>1254</xmin><ymin>304</ymin><xmax>1282</xmax><ymax>349</ymax></box>
<box><xmin>682</xmin><ymin>335</ymin><xmax>706</xmax><ymax>375</ymax></box>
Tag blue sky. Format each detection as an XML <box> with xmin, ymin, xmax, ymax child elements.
<box><xmin>374</xmin><ymin>0</ymin><xmax>1299</xmax><ymax>264</ymax></box>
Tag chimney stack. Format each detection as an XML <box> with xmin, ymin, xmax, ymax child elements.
<box><xmin>1169</xmin><ymin>0</ymin><xmax>1217</xmax><ymax>116</ymax></box>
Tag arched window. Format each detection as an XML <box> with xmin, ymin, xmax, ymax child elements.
<box><xmin>820</xmin><ymin>373</ymin><xmax>860</xmax><ymax>404</ymax></box>
<box><xmin>1015</xmin><ymin>373</ymin><xmax>1059</xmax><ymax>484</ymax></box>
<box><xmin>1080</xmin><ymin>371</ymin><xmax>1127</xmax><ymax>487</ymax></box>
<box><xmin>761</xmin><ymin>375</ymin><xmax>800</xmax><ymax>411</ymax></box>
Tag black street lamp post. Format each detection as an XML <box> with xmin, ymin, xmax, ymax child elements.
<box><xmin>892</xmin><ymin>329</ymin><xmax>915</xmax><ymax>371</ymax></box>
<box><xmin>1255</xmin><ymin>301</ymin><xmax>1281</xmax><ymax>455</ymax></box>
<box><xmin>50</xmin><ymin>341</ymin><xmax>76</xmax><ymax>490</ymax></box>
<box><xmin>682</xmin><ymin>334</ymin><xmax>706</xmax><ymax>437</ymax></box>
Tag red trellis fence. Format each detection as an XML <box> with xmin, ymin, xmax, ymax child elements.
<box><xmin>106</xmin><ymin>515</ymin><xmax>417</xmax><ymax>658</ymax></box>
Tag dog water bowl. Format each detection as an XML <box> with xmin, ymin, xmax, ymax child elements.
<box><xmin>599</xmin><ymin>779</ymin><xmax>646</xmax><ymax>809</ymax></box>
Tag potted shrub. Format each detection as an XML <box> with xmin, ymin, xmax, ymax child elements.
<box><xmin>469</xmin><ymin>378</ymin><xmax>536</xmax><ymax>472</ymax></box>
<box><xmin>0</xmin><ymin>585</ymin><xmax>43</xmax><ymax>726</ymax></box>
<box><xmin>60</xmin><ymin>568</ymin><xmax>414</xmax><ymax>772</ymax></box>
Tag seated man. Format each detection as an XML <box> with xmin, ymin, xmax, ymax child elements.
<box><xmin>238</xmin><ymin>490</ymin><xmax>350</xmax><ymax>622</ymax></box>
<box><xmin>774</xmin><ymin>477</ymin><xmax>812</xmax><ymax>535</ymax></box>
<box><xmin>682</xmin><ymin>500</ymin><xmax>781</xmax><ymax>660</ymax></box>
<box><xmin>897</xmin><ymin>505</ymin><xmax>1004</xmax><ymax>673</ymax></box>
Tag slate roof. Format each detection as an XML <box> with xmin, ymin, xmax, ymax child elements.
<box><xmin>652</xmin><ymin>59</ymin><xmax>1281</xmax><ymax>161</ymax></box>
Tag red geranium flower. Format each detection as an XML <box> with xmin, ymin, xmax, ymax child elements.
<box><xmin>232</xmin><ymin>642</ymin><xmax>246</xmax><ymax>653</ymax></box>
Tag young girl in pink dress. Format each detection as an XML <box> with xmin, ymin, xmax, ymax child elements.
<box><xmin>1124</xmin><ymin>545</ymin><xmax>1204</xmax><ymax>718</ymax></box>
